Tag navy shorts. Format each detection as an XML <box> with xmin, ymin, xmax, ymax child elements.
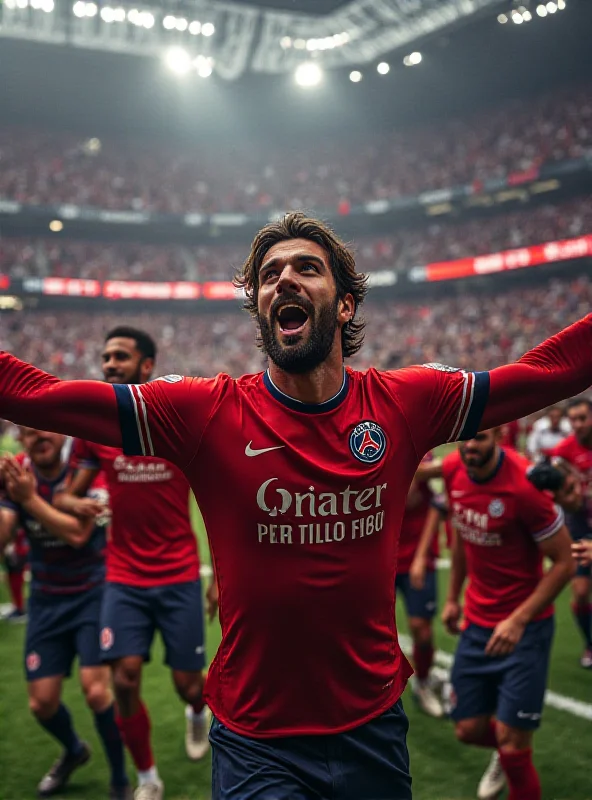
<box><xmin>25</xmin><ymin>584</ymin><xmax>103</xmax><ymax>682</ymax></box>
<box><xmin>210</xmin><ymin>699</ymin><xmax>411</xmax><ymax>800</ymax></box>
<box><xmin>395</xmin><ymin>570</ymin><xmax>437</xmax><ymax>620</ymax></box>
<box><xmin>100</xmin><ymin>580</ymin><xmax>205</xmax><ymax>671</ymax></box>
<box><xmin>450</xmin><ymin>617</ymin><xmax>554</xmax><ymax>730</ymax></box>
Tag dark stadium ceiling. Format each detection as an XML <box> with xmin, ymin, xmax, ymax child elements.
<box><xmin>1</xmin><ymin>0</ymin><xmax>590</xmax><ymax>138</ymax></box>
<box><xmin>248</xmin><ymin>0</ymin><xmax>349</xmax><ymax>12</ymax></box>
<box><xmin>0</xmin><ymin>0</ymin><xmax>506</xmax><ymax>79</ymax></box>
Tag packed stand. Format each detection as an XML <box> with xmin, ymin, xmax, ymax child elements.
<box><xmin>0</xmin><ymin>84</ymin><xmax>591</xmax><ymax>214</ymax></box>
<box><xmin>1</xmin><ymin>197</ymin><xmax>591</xmax><ymax>282</ymax></box>
<box><xmin>0</xmin><ymin>274</ymin><xmax>589</xmax><ymax>380</ymax></box>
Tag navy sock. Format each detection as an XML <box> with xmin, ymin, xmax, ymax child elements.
<box><xmin>38</xmin><ymin>703</ymin><xmax>84</xmax><ymax>756</ymax></box>
<box><xmin>94</xmin><ymin>704</ymin><xmax>128</xmax><ymax>788</ymax></box>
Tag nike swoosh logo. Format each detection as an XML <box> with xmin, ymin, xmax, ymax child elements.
<box><xmin>245</xmin><ymin>442</ymin><xmax>285</xmax><ymax>457</ymax></box>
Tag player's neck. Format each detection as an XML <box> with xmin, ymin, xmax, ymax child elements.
<box><xmin>467</xmin><ymin>447</ymin><xmax>502</xmax><ymax>483</ymax></box>
<box><xmin>35</xmin><ymin>459</ymin><xmax>65</xmax><ymax>482</ymax></box>
<box><xmin>267</xmin><ymin>354</ymin><xmax>346</xmax><ymax>405</ymax></box>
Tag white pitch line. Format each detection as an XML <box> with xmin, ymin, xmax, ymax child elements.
<box><xmin>398</xmin><ymin>633</ymin><xmax>592</xmax><ymax>721</ymax></box>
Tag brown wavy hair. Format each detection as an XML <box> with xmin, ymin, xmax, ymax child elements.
<box><xmin>234</xmin><ymin>212</ymin><xmax>368</xmax><ymax>357</ymax></box>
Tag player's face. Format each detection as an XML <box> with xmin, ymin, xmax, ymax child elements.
<box><xmin>459</xmin><ymin>430</ymin><xmax>498</xmax><ymax>469</ymax></box>
<box><xmin>102</xmin><ymin>337</ymin><xmax>153</xmax><ymax>385</ymax></box>
<box><xmin>256</xmin><ymin>239</ymin><xmax>353</xmax><ymax>374</ymax></box>
<box><xmin>567</xmin><ymin>403</ymin><xmax>592</xmax><ymax>446</ymax></box>
<box><xmin>548</xmin><ymin>408</ymin><xmax>563</xmax><ymax>429</ymax></box>
<box><xmin>19</xmin><ymin>428</ymin><xmax>64</xmax><ymax>468</ymax></box>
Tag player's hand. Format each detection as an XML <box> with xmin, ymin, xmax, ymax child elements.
<box><xmin>410</xmin><ymin>555</ymin><xmax>427</xmax><ymax>590</ymax></box>
<box><xmin>572</xmin><ymin>539</ymin><xmax>592</xmax><ymax>567</ymax></box>
<box><xmin>70</xmin><ymin>497</ymin><xmax>105</xmax><ymax>519</ymax></box>
<box><xmin>206</xmin><ymin>580</ymin><xmax>219</xmax><ymax>622</ymax></box>
<box><xmin>4</xmin><ymin>457</ymin><xmax>36</xmax><ymax>504</ymax></box>
<box><xmin>441</xmin><ymin>600</ymin><xmax>461</xmax><ymax>635</ymax></box>
<box><xmin>485</xmin><ymin>616</ymin><xmax>526</xmax><ymax>657</ymax></box>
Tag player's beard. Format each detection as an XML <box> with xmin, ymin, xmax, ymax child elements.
<box><xmin>258</xmin><ymin>294</ymin><xmax>339</xmax><ymax>375</ymax></box>
<box><xmin>103</xmin><ymin>364</ymin><xmax>143</xmax><ymax>385</ymax></box>
<box><xmin>460</xmin><ymin>443</ymin><xmax>496</xmax><ymax>470</ymax></box>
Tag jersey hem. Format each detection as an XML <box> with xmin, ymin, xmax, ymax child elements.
<box><xmin>105</xmin><ymin>568</ymin><xmax>200</xmax><ymax>586</ymax></box>
<box><xmin>464</xmin><ymin>606</ymin><xmax>554</xmax><ymax>628</ymax></box>
<box><xmin>206</xmin><ymin>677</ymin><xmax>410</xmax><ymax>739</ymax></box>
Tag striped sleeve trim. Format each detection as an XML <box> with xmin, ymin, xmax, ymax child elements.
<box><xmin>531</xmin><ymin>506</ymin><xmax>565</xmax><ymax>543</ymax></box>
<box><xmin>448</xmin><ymin>371</ymin><xmax>491</xmax><ymax>442</ymax></box>
<box><xmin>113</xmin><ymin>384</ymin><xmax>155</xmax><ymax>457</ymax></box>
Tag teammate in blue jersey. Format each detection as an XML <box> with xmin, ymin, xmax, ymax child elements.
<box><xmin>0</xmin><ymin>428</ymin><xmax>130</xmax><ymax>800</ymax></box>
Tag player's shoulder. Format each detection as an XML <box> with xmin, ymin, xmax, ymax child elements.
<box><xmin>552</xmin><ymin>434</ymin><xmax>576</xmax><ymax>457</ymax></box>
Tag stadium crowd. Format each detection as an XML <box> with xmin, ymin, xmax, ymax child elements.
<box><xmin>1</xmin><ymin>273</ymin><xmax>589</xmax><ymax>380</ymax></box>
<box><xmin>1</xmin><ymin>197</ymin><xmax>591</xmax><ymax>282</ymax></box>
<box><xmin>0</xmin><ymin>83</ymin><xmax>590</xmax><ymax>214</ymax></box>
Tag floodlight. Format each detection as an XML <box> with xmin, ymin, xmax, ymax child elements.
<box><xmin>295</xmin><ymin>61</ymin><xmax>323</xmax><ymax>87</ymax></box>
<box><xmin>349</xmin><ymin>70</ymin><xmax>362</xmax><ymax>82</ymax></box>
<box><xmin>202</xmin><ymin>22</ymin><xmax>215</xmax><ymax>36</ymax></box>
<box><xmin>165</xmin><ymin>47</ymin><xmax>192</xmax><ymax>76</ymax></box>
<box><xmin>377</xmin><ymin>62</ymin><xmax>390</xmax><ymax>74</ymax></box>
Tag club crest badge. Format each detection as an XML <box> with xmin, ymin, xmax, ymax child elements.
<box><xmin>349</xmin><ymin>421</ymin><xmax>387</xmax><ymax>465</ymax></box>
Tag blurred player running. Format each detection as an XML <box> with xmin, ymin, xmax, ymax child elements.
<box><xmin>552</xmin><ymin>397</ymin><xmax>592</xmax><ymax>667</ymax></box>
<box><xmin>441</xmin><ymin>429</ymin><xmax>573</xmax><ymax>800</ymax></box>
<box><xmin>395</xmin><ymin>456</ymin><xmax>443</xmax><ymax>717</ymax></box>
<box><xmin>57</xmin><ymin>327</ymin><xmax>213</xmax><ymax>800</ymax></box>
<box><xmin>0</xmin><ymin>429</ymin><xmax>129</xmax><ymax>799</ymax></box>
<box><xmin>0</xmin><ymin>214</ymin><xmax>590</xmax><ymax>799</ymax></box>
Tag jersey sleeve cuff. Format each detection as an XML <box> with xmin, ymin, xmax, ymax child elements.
<box><xmin>112</xmin><ymin>384</ymin><xmax>153</xmax><ymax>456</ymax></box>
<box><xmin>454</xmin><ymin>371</ymin><xmax>491</xmax><ymax>442</ymax></box>
<box><xmin>531</xmin><ymin>506</ymin><xmax>565</xmax><ymax>542</ymax></box>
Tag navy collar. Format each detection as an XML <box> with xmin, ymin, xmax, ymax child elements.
<box><xmin>467</xmin><ymin>449</ymin><xmax>505</xmax><ymax>484</ymax></box>
<box><xmin>263</xmin><ymin>368</ymin><xmax>350</xmax><ymax>414</ymax></box>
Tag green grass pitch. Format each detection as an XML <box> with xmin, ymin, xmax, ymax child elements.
<box><xmin>1</xmin><ymin>497</ymin><xmax>590</xmax><ymax>800</ymax></box>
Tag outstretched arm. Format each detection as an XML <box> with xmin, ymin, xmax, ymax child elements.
<box><xmin>481</xmin><ymin>314</ymin><xmax>592</xmax><ymax>430</ymax></box>
<box><xmin>0</xmin><ymin>354</ymin><xmax>120</xmax><ymax>447</ymax></box>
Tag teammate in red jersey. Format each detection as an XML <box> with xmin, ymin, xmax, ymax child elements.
<box><xmin>441</xmin><ymin>430</ymin><xmax>573</xmax><ymax>800</ymax></box>
<box><xmin>0</xmin><ymin>213</ymin><xmax>591</xmax><ymax>799</ymax></box>
<box><xmin>552</xmin><ymin>397</ymin><xmax>592</xmax><ymax>667</ymax></box>
<box><xmin>395</xmin><ymin>455</ymin><xmax>444</xmax><ymax>717</ymax></box>
<box><xmin>0</xmin><ymin>430</ymin><xmax>130</xmax><ymax>799</ymax></box>
<box><xmin>56</xmin><ymin>327</ymin><xmax>212</xmax><ymax>800</ymax></box>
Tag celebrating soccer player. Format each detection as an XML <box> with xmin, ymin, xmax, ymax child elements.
<box><xmin>55</xmin><ymin>327</ymin><xmax>212</xmax><ymax>800</ymax></box>
<box><xmin>0</xmin><ymin>429</ymin><xmax>129</xmax><ymax>799</ymax></box>
<box><xmin>441</xmin><ymin>428</ymin><xmax>574</xmax><ymax>800</ymax></box>
<box><xmin>0</xmin><ymin>213</ymin><xmax>590</xmax><ymax>799</ymax></box>
<box><xmin>552</xmin><ymin>397</ymin><xmax>592</xmax><ymax>668</ymax></box>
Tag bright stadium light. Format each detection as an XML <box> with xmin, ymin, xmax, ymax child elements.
<box><xmin>100</xmin><ymin>6</ymin><xmax>114</xmax><ymax>22</ymax></box>
<box><xmin>404</xmin><ymin>51</ymin><xmax>422</xmax><ymax>66</ymax></box>
<box><xmin>73</xmin><ymin>2</ymin><xmax>85</xmax><ymax>18</ymax></box>
<box><xmin>349</xmin><ymin>70</ymin><xmax>362</xmax><ymax>82</ymax></box>
<box><xmin>195</xmin><ymin>56</ymin><xmax>213</xmax><ymax>77</ymax></box>
<box><xmin>141</xmin><ymin>11</ymin><xmax>154</xmax><ymax>28</ymax></box>
<box><xmin>41</xmin><ymin>0</ymin><xmax>54</xmax><ymax>10</ymax></box>
<box><xmin>294</xmin><ymin>61</ymin><xmax>323</xmax><ymax>87</ymax></box>
<box><xmin>201</xmin><ymin>22</ymin><xmax>215</xmax><ymax>36</ymax></box>
<box><xmin>522</xmin><ymin>9</ymin><xmax>532</xmax><ymax>20</ymax></box>
<box><xmin>49</xmin><ymin>220</ymin><xmax>63</xmax><ymax>232</ymax></box>
<box><xmin>163</xmin><ymin>14</ymin><xmax>175</xmax><ymax>29</ymax></box>
<box><xmin>511</xmin><ymin>10</ymin><xmax>523</xmax><ymax>23</ymax></box>
<box><xmin>377</xmin><ymin>62</ymin><xmax>390</xmax><ymax>75</ymax></box>
<box><xmin>189</xmin><ymin>20</ymin><xmax>201</xmax><ymax>35</ymax></box>
<box><xmin>280</xmin><ymin>36</ymin><xmax>292</xmax><ymax>48</ymax></box>
<box><xmin>536</xmin><ymin>3</ymin><xmax>547</xmax><ymax>14</ymax></box>
<box><xmin>16</xmin><ymin>0</ymin><xmax>29</xmax><ymax>8</ymax></box>
<box><xmin>175</xmin><ymin>17</ymin><xmax>188</xmax><ymax>31</ymax></box>
<box><xmin>112</xmin><ymin>6</ymin><xmax>125</xmax><ymax>22</ymax></box>
<box><xmin>165</xmin><ymin>46</ymin><xmax>192</xmax><ymax>76</ymax></box>
<box><xmin>293</xmin><ymin>38</ymin><xmax>306</xmax><ymax>49</ymax></box>
<box><xmin>546</xmin><ymin>1</ymin><xmax>557</xmax><ymax>11</ymax></box>
<box><xmin>558</xmin><ymin>0</ymin><xmax>566</xmax><ymax>7</ymax></box>
<box><xmin>497</xmin><ymin>13</ymin><xmax>508</xmax><ymax>22</ymax></box>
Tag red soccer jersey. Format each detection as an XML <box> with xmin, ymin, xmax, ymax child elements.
<box><xmin>111</xmin><ymin>364</ymin><xmax>490</xmax><ymax>737</ymax></box>
<box><xmin>73</xmin><ymin>439</ymin><xmax>199</xmax><ymax>586</ymax></box>
<box><xmin>552</xmin><ymin>434</ymin><xmax>592</xmax><ymax>529</ymax></box>
<box><xmin>442</xmin><ymin>447</ymin><xmax>564</xmax><ymax>628</ymax></box>
<box><xmin>397</xmin><ymin>455</ymin><xmax>437</xmax><ymax>573</ymax></box>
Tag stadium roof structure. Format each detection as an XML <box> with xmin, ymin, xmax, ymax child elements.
<box><xmin>0</xmin><ymin>0</ymin><xmax>505</xmax><ymax>80</ymax></box>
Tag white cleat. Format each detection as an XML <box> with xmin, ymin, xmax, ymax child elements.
<box><xmin>477</xmin><ymin>751</ymin><xmax>506</xmax><ymax>800</ymax></box>
<box><xmin>413</xmin><ymin>680</ymin><xmax>445</xmax><ymax>718</ymax></box>
<box><xmin>133</xmin><ymin>780</ymin><xmax>164</xmax><ymax>800</ymax></box>
<box><xmin>185</xmin><ymin>705</ymin><xmax>211</xmax><ymax>761</ymax></box>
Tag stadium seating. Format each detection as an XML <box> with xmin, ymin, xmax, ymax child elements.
<box><xmin>1</xmin><ymin>274</ymin><xmax>588</xmax><ymax>379</ymax></box>
<box><xmin>1</xmin><ymin>197</ymin><xmax>590</xmax><ymax>281</ymax></box>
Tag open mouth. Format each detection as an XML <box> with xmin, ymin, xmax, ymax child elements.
<box><xmin>276</xmin><ymin>304</ymin><xmax>310</xmax><ymax>336</ymax></box>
